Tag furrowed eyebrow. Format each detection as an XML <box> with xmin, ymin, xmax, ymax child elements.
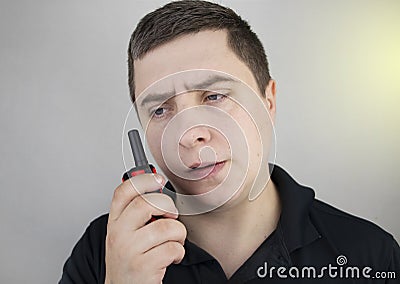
<box><xmin>139</xmin><ymin>91</ymin><xmax>175</xmax><ymax>107</ymax></box>
<box><xmin>186</xmin><ymin>75</ymin><xmax>236</xmax><ymax>90</ymax></box>
<box><xmin>139</xmin><ymin>75</ymin><xmax>236</xmax><ymax>107</ymax></box>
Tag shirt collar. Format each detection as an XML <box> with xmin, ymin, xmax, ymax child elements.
<box><xmin>271</xmin><ymin>164</ymin><xmax>321</xmax><ymax>252</ymax></box>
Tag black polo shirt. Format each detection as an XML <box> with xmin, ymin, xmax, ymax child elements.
<box><xmin>60</xmin><ymin>165</ymin><xmax>400</xmax><ymax>283</ymax></box>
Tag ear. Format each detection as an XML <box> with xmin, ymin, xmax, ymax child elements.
<box><xmin>264</xmin><ymin>79</ymin><xmax>277</xmax><ymax>124</ymax></box>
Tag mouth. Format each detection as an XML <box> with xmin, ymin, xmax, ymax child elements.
<box><xmin>188</xmin><ymin>160</ymin><xmax>226</xmax><ymax>179</ymax></box>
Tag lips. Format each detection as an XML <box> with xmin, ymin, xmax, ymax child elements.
<box><xmin>188</xmin><ymin>160</ymin><xmax>226</xmax><ymax>179</ymax></box>
<box><xmin>189</xmin><ymin>161</ymin><xmax>221</xmax><ymax>170</ymax></box>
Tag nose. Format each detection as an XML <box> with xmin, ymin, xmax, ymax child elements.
<box><xmin>179</xmin><ymin>126</ymin><xmax>211</xmax><ymax>149</ymax></box>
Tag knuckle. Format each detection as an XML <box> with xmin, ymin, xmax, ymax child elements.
<box><xmin>155</xmin><ymin>219</ymin><xmax>187</xmax><ymax>240</ymax></box>
<box><xmin>105</xmin><ymin>231</ymin><xmax>118</xmax><ymax>248</ymax></box>
<box><xmin>168</xmin><ymin>219</ymin><xmax>187</xmax><ymax>239</ymax></box>
<box><xmin>165</xmin><ymin>242</ymin><xmax>184</xmax><ymax>262</ymax></box>
<box><xmin>131</xmin><ymin>195</ymin><xmax>146</xmax><ymax>210</ymax></box>
<box><xmin>176</xmin><ymin>221</ymin><xmax>187</xmax><ymax>238</ymax></box>
<box><xmin>162</xmin><ymin>195</ymin><xmax>177</xmax><ymax>211</ymax></box>
<box><xmin>132</xmin><ymin>197</ymin><xmax>154</xmax><ymax>223</ymax></box>
<box><xmin>112</xmin><ymin>185</ymin><xmax>123</xmax><ymax>200</ymax></box>
<box><xmin>112</xmin><ymin>183</ymin><xmax>129</xmax><ymax>200</ymax></box>
<box><xmin>170</xmin><ymin>243</ymin><xmax>185</xmax><ymax>264</ymax></box>
<box><xmin>166</xmin><ymin>241</ymin><xmax>180</xmax><ymax>252</ymax></box>
<box><xmin>113</xmin><ymin>179</ymin><xmax>139</xmax><ymax>200</ymax></box>
<box><xmin>156</xmin><ymin>218</ymin><xmax>172</xmax><ymax>234</ymax></box>
<box><xmin>177</xmin><ymin>243</ymin><xmax>185</xmax><ymax>257</ymax></box>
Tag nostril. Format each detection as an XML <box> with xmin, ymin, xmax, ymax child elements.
<box><xmin>179</xmin><ymin>126</ymin><xmax>212</xmax><ymax>149</ymax></box>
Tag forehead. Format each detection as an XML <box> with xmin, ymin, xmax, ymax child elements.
<box><xmin>133</xmin><ymin>30</ymin><xmax>258</xmax><ymax>100</ymax></box>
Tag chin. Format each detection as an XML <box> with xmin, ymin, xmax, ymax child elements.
<box><xmin>174</xmin><ymin>179</ymin><xmax>246</xmax><ymax>213</ymax></box>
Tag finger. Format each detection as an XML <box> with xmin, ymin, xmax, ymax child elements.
<box><xmin>141</xmin><ymin>241</ymin><xmax>186</xmax><ymax>270</ymax></box>
<box><xmin>134</xmin><ymin>218</ymin><xmax>187</xmax><ymax>253</ymax></box>
<box><xmin>117</xmin><ymin>193</ymin><xmax>178</xmax><ymax>230</ymax></box>
<box><xmin>109</xmin><ymin>173</ymin><xmax>165</xmax><ymax>221</ymax></box>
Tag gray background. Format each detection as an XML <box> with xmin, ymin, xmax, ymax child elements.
<box><xmin>1</xmin><ymin>0</ymin><xmax>399</xmax><ymax>283</ymax></box>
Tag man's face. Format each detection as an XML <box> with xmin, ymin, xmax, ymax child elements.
<box><xmin>133</xmin><ymin>30</ymin><xmax>276</xmax><ymax>212</ymax></box>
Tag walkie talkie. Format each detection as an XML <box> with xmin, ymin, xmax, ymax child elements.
<box><xmin>122</xmin><ymin>129</ymin><xmax>164</xmax><ymax>222</ymax></box>
<box><xmin>122</xmin><ymin>129</ymin><xmax>158</xmax><ymax>182</ymax></box>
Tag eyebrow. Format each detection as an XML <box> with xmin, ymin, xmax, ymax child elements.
<box><xmin>139</xmin><ymin>75</ymin><xmax>236</xmax><ymax>107</ymax></box>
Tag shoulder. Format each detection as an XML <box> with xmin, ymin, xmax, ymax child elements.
<box><xmin>311</xmin><ymin>198</ymin><xmax>394</xmax><ymax>243</ymax></box>
<box><xmin>59</xmin><ymin>214</ymin><xmax>109</xmax><ymax>283</ymax></box>
<box><xmin>86</xmin><ymin>213</ymin><xmax>109</xmax><ymax>236</ymax></box>
<box><xmin>71</xmin><ymin>213</ymin><xmax>109</xmax><ymax>253</ymax></box>
<box><xmin>77</xmin><ymin>213</ymin><xmax>109</xmax><ymax>249</ymax></box>
<box><xmin>310</xmin><ymin>199</ymin><xmax>397</xmax><ymax>266</ymax></box>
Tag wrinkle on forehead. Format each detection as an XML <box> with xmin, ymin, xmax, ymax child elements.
<box><xmin>133</xmin><ymin>30</ymin><xmax>260</xmax><ymax>100</ymax></box>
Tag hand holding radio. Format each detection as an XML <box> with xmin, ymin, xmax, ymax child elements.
<box><xmin>105</xmin><ymin>130</ymin><xmax>186</xmax><ymax>284</ymax></box>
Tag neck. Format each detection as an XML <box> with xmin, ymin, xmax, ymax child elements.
<box><xmin>179</xmin><ymin>180</ymin><xmax>281</xmax><ymax>279</ymax></box>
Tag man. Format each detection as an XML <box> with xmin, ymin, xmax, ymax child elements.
<box><xmin>60</xmin><ymin>1</ymin><xmax>399</xmax><ymax>283</ymax></box>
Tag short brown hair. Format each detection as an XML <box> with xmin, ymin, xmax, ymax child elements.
<box><xmin>128</xmin><ymin>0</ymin><xmax>271</xmax><ymax>103</ymax></box>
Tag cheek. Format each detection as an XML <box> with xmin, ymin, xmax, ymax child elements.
<box><xmin>146</xmin><ymin>129</ymin><xmax>178</xmax><ymax>178</ymax></box>
<box><xmin>146</xmin><ymin>130</ymin><xmax>163</xmax><ymax>162</ymax></box>
<box><xmin>231</xmin><ymin>107</ymin><xmax>258</xmax><ymax>141</ymax></box>
<box><xmin>232</xmin><ymin>107</ymin><xmax>263</xmax><ymax>163</ymax></box>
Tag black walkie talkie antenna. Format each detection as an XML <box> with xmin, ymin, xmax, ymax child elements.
<box><xmin>128</xmin><ymin>129</ymin><xmax>148</xmax><ymax>167</ymax></box>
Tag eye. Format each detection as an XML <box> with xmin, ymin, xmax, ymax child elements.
<box><xmin>150</xmin><ymin>106</ymin><xmax>168</xmax><ymax>119</ymax></box>
<box><xmin>204</xmin><ymin>93</ymin><xmax>227</xmax><ymax>102</ymax></box>
<box><xmin>154</xmin><ymin>108</ymin><xmax>165</xmax><ymax>116</ymax></box>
